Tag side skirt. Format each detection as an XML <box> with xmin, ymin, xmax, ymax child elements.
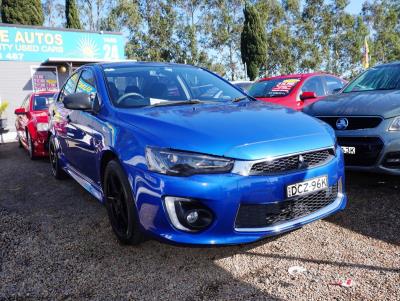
<box><xmin>64</xmin><ymin>164</ymin><xmax>104</xmax><ymax>203</ymax></box>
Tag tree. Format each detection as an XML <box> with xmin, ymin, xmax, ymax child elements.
<box><xmin>43</xmin><ymin>0</ymin><xmax>65</xmax><ymax>27</ymax></box>
<box><xmin>125</xmin><ymin>1</ymin><xmax>180</xmax><ymax>62</ymax></box>
<box><xmin>66</xmin><ymin>0</ymin><xmax>82</xmax><ymax>29</ymax></box>
<box><xmin>1</xmin><ymin>0</ymin><xmax>44</xmax><ymax>25</ymax></box>
<box><xmin>362</xmin><ymin>0</ymin><xmax>400</xmax><ymax>65</ymax></box>
<box><xmin>175</xmin><ymin>0</ymin><xmax>209</xmax><ymax>66</ymax></box>
<box><xmin>205</xmin><ymin>0</ymin><xmax>243</xmax><ymax>80</ymax></box>
<box><xmin>241</xmin><ymin>3</ymin><xmax>267</xmax><ymax>80</ymax></box>
<box><xmin>79</xmin><ymin>0</ymin><xmax>111</xmax><ymax>31</ymax></box>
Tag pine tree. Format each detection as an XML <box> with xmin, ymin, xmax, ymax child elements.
<box><xmin>1</xmin><ymin>0</ymin><xmax>44</xmax><ymax>25</ymax></box>
<box><xmin>240</xmin><ymin>4</ymin><xmax>267</xmax><ymax>80</ymax></box>
<box><xmin>66</xmin><ymin>0</ymin><xmax>81</xmax><ymax>29</ymax></box>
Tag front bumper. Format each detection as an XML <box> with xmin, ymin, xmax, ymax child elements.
<box><xmin>32</xmin><ymin>131</ymin><xmax>50</xmax><ymax>157</ymax></box>
<box><xmin>127</xmin><ymin>146</ymin><xmax>347</xmax><ymax>245</ymax></box>
<box><xmin>335</xmin><ymin>118</ymin><xmax>400</xmax><ymax>175</ymax></box>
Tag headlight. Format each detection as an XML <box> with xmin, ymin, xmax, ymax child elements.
<box><xmin>389</xmin><ymin>117</ymin><xmax>400</xmax><ymax>131</ymax></box>
<box><xmin>36</xmin><ymin>123</ymin><xmax>49</xmax><ymax>132</ymax></box>
<box><xmin>145</xmin><ymin>146</ymin><xmax>234</xmax><ymax>176</ymax></box>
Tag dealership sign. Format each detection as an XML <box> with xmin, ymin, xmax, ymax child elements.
<box><xmin>0</xmin><ymin>25</ymin><xmax>125</xmax><ymax>62</ymax></box>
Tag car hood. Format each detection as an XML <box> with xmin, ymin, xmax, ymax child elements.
<box><xmin>117</xmin><ymin>101</ymin><xmax>335</xmax><ymax>161</ymax></box>
<box><xmin>303</xmin><ymin>90</ymin><xmax>400</xmax><ymax>119</ymax></box>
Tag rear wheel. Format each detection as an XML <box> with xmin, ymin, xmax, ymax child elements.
<box><xmin>49</xmin><ymin>136</ymin><xmax>68</xmax><ymax>180</ymax></box>
<box><xmin>104</xmin><ymin>160</ymin><xmax>143</xmax><ymax>245</ymax></box>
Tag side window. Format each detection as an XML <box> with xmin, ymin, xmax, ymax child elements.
<box><xmin>325</xmin><ymin>76</ymin><xmax>345</xmax><ymax>95</ymax></box>
<box><xmin>301</xmin><ymin>76</ymin><xmax>325</xmax><ymax>97</ymax></box>
<box><xmin>76</xmin><ymin>69</ymin><xmax>97</xmax><ymax>95</ymax></box>
<box><xmin>58</xmin><ymin>72</ymin><xmax>80</xmax><ymax>103</ymax></box>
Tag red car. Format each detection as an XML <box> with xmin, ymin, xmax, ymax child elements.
<box><xmin>248</xmin><ymin>72</ymin><xmax>346</xmax><ymax>110</ymax></box>
<box><xmin>14</xmin><ymin>91</ymin><xmax>56</xmax><ymax>159</ymax></box>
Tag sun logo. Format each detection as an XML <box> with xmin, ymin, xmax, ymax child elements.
<box><xmin>77</xmin><ymin>36</ymin><xmax>100</xmax><ymax>58</ymax></box>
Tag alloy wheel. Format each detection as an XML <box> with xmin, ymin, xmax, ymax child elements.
<box><xmin>106</xmin><ymin>173</ymin><xmax>129</xmax><ymax>236</ymax></box>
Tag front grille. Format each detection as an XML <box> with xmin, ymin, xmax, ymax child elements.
<box><xmin>318</xmin><ymin>116</ymin><xmax>383</xmax><ymax>130</ymax></box>
<box><xmin>249</xmin><ymin>149</ymin><xmax>334</xmax><ymax>175</ymax></box>
<box><xmin>235</xmin><ymin>183</ymin><xmax>339</xmax><ymax>229</ymax></box>
<box><xmin>338</xmin><ymin>137</ymin><xmax>383</xmax><ymax>166</ymax></box>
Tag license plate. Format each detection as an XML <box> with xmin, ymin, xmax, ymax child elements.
<box><xmin>287</xmin><ymin>176</ymin><xmax>328</xmax><ymax>198</ymax></box>
<box><xmin>341</xmin><ymin>146</ymin><xmax>356</xmax><ymax>155</ymax></box>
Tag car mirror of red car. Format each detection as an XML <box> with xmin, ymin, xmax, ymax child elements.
<box><xmin>14</xmin><ymin>108</ymin><xmax>27</xmax><ymax>115</ymax></box>
<box><xmin>300</xmin><ymin>91</ymin><xmax>317</xmax><ymax>101</ymax></box>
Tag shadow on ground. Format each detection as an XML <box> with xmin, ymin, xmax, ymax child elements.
<box><xmin>0</xmin><ymin>143</ymin><xmax>282</xmax><ymax>300</ymax></box>
<box><xmin>326</xmin><ymin>171</ymin><xmax>400</xmax><ymax>246</ymax></box>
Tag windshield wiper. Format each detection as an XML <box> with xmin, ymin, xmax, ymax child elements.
<box><xmin>374</xmin><ymin>87</ymin><xmax>397</xmax><ymax>91</ymax></box>
<box><xmin>232</xmin><ymin>96</ymin><xmax>248</xmax><ymax>103</ymax></box>
<box><xmin>151</xmin><ymin>100</ymin><xmax>204</xmax><ymax>107</ymax></box>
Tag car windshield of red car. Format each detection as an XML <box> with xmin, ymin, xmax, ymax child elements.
<box><xmin>248</xmin><ymin>78</ymin><xmax>301</xmax><ymax>98</ymax></box>
<box><xmin>33</xmin><ymin>94</ymin><xmax>55</xmax><ymax>111</ymax></box>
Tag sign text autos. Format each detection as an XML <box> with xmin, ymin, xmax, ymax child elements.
<box><xmin>0</xmin><ymin>26</ymin><xmax>125</xmax><ymax>62</ymax></box>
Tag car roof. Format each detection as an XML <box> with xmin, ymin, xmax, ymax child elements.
<box><xmin>31</xmin><ymin>91</ymin><xmax>58</xmax><ymax>96</ymax></box>
<box><xmin>257</xmin><ymin>72</ymin><xmax>333</xmax><ymax>82</ymax></box>
<box><xmin>97</xmin><ymin>61</ymin><xmax>196</xmax><ymax>69</ymax></box>
<box><xmin>374</xmin><ymin>61</ymin><xmax>400</xmax><ymax>68</ymax></box>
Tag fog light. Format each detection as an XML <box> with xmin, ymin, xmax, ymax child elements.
<box><xmin>383</xmin><ymin>152</ymin><xmax>400</xmax><ymax>169</ymax></box>
<box><xmin>164</xmin><ymin>197</ymin><xmax>214</xmax><ymax>232</ymax></box>
<box><xmin>186</xmin><ymin>210</ymin><xmax>199</xmax><ymax>224</ymax></box>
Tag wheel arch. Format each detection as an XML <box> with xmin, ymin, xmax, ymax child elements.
<box><xmin>100</xmin><ymin>150</ymin><xmax>119</xmax><ymax>188</ymax></box>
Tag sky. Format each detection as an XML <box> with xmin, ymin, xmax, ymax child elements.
<box><xmin>346</xmin><ymin>0</ymin><xmax>364</xmax><ymax>14</ymax></box>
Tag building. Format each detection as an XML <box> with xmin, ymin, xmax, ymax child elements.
<box><xmin>0</xmin><ymin>23</ymin><xmax>125</xmax><ymax>141</ymax></box>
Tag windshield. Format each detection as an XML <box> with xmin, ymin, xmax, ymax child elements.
<box><xmin>343</xmin><ymin>65</ymin><xmax>400</xmax><ymax>93</ymax></box>
<box><xmin>33</xmin><ymin>93</ymin><xmax>55</xmax><ymax>111</ymax></box>
<box><xmin>103</xmin><ymin>65</ymin><xmax>245</xmax><ymax>108</ymax></box>
<box><xmin>248</xmin><ymin>78</ymin><xmax>301</xmax><ymax>98</ymax></box>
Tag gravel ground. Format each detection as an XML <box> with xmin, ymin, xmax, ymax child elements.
<box><xmin>0</xmin><ymin>142</ymin><xmax>399</xmax><ymax>301</ymax></box>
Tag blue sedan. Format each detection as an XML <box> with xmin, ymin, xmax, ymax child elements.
<box><xmin>48</xmin><ymin>62</ymin><xmax>347</xmax><ymax>245</ymax></box>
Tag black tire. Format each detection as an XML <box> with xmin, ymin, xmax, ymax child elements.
<box><xmin>104</xmin><ymin>160</ymin><xmax>143</xmax><ymax>245</ymax></box>
<box><xmin>49</xmin><ymin>136</ymin><xmax>68</xmax><ymax>180</ymax></box>
<box><xmin>26</xmin><ymin>131</ymin><xmax>36</xmax><ymax>160</ymax></box>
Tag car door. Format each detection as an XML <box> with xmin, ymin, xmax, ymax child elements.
<box><xmin>51</xmin><ymin>72</ymin><xmax>80</xmax><ymax>163</ymax></box>
<box><xmin>64</xmin><ymin>68</ymin><xmax>99</xmax><ymax>180</ymax></box>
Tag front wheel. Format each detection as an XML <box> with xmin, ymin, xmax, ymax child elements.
<box><xmin>49</xmin><ymin>136</ymin><xmax>68</xmax><ymax>180</ymax></box>
<box><xmin>104</xmin><ymin>160</ymin><xmax>143</xmax><ymax>245</ymax></box>
<box><xmin>26</xmin><ymin>131</ymin><xmax>35</xmax><ymax>160</ymax></box>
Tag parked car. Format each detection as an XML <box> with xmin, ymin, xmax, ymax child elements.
<box><xmin>248</xmin><ymin>73</ymin><xmax>346</xmax><ymax>110</ymax></box>
<box><xmin>231</xmin><ymin>80</ymin><xmax>253</xmax><ymax>92</ymax></box>
<box><xmin>303</xmin><ymin>61</ymin><xmax>400</xmax><ymax>174</ymax></box>
<box><xmin>14</xmin><ymin>91</ymin><xmax>56</xmax><ymax>159</ymax></box>
<box><xmin>48</xmin><ymin>62</ymin><xmax>346</xmax><ymax>245</ymax></box>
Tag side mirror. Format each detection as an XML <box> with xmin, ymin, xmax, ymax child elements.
<box><xmin>14</xmin><ymin>108</ymin><xmax>26</xmax><ymax>115</ymax></box>
<box><xmin>300</xmin><ymin>91</ymin><xmax>317</xmax><ymax>101</ymax></box>
<box><xmin>63</xmin><ymin>92</ymin><xmax>93</xmax><ymax>111</ymax></box>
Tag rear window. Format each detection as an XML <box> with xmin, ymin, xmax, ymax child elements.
<box><xmin>248</xmin><ymin>78</ymin><xmax>301</xmax><ymax>98</ymax></box>
<box><xmin>32</xmin><ymin>94</ymin><xmax>55</xmax><ymax>111</ymax></box>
